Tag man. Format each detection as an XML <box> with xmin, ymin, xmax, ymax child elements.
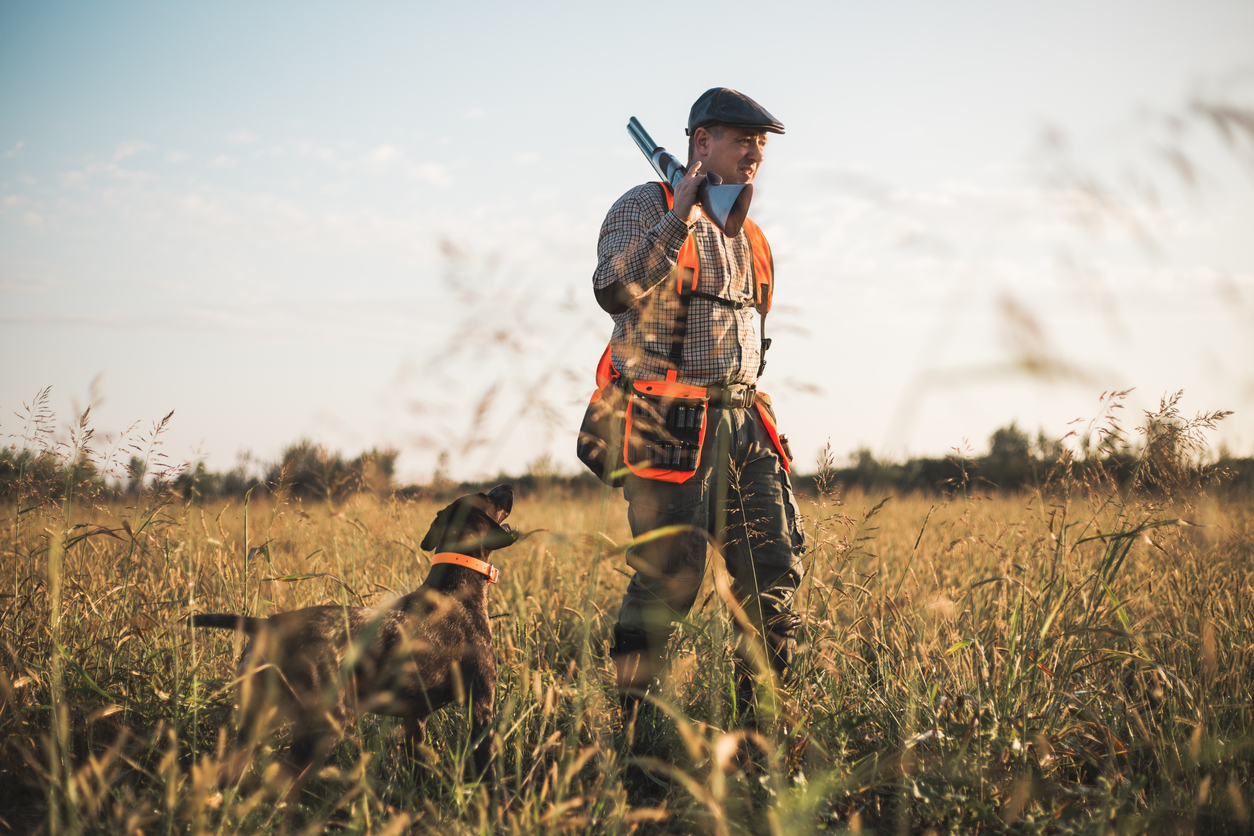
<box><xmin>591</xmin><ymin>88</ymin><xmax>806</xmax><ymax>724</ymax></box>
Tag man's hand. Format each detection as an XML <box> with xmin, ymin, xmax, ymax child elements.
<box><xmin>671</xmin><ymin>162</ymin><xmax>704</xmax><ymax>225</ymax></box>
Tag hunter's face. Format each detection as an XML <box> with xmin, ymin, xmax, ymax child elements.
<box><xmin>698</xmin><ymin>126</ymin><xmax>768</xmax><ymax>185</ymax></box>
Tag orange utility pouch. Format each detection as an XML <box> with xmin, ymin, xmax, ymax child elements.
<box><xmin>622</xmin><ymin>371</ymin><xmax>709</xmax><ymax>483</ymax></box>
<box><xmin>576</xmin><ymin>345</ymin><xmax>630</xmax><ymax>487</ymax></box>
<box><xmin>576</xmin><ymin>355</ymin><xmax>711</xmax><ymax>486</ymax></box>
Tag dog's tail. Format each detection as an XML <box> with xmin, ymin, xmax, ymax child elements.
<box><xmin>189</xmin><ymin>613</ymin><xmax>265</xmax><ymax>633</ymax></box>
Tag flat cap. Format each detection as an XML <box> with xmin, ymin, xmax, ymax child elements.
<box><xmin>687</xmin><ymin>87</ymin><xmax>785</xmax><ymax>135</ymax></box>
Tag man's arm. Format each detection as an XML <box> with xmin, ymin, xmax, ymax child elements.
<box><xmin>592</xmin><ymin>167</ymin><xmax>705</xmax><ymax>314</ymax></box>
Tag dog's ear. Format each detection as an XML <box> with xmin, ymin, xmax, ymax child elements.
<box><xmin>420</xmin><ymin>506</ymin><xmax>451</xmax><ymax>552</ymax></box>
<box><xmin>484</xmin><ymin>484</ymin><xmax>513</xmax><ymax>521</ymax></box>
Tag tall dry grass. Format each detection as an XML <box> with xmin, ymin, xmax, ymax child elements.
<box><xmin>1</xmin><ymin>395</ymin><xmax>1252</xmax><ymax>835</ymax></box>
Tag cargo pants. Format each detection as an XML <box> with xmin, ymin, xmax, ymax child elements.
<box><xmin>611</xmin><ymin>402</ymin><xmax>807</xmax><ymax>697</ymax></box>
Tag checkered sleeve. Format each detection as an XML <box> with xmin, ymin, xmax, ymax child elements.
<box><xmin>592</xmin><ymin>183</ymin><xmax>692</xmax><ymax>312</ymax></box>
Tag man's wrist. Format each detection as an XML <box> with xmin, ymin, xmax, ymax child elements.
<box><xmin>660</xmin><ymin>210</ymin><xmax>692</xmax><ymax>251</ymax></box>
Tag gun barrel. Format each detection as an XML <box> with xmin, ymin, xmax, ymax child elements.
<box><xmin>627</xmin><ymin>117</ymin><xmax>658</xmax><ymax>156</ymax></box>
<box><xmin>628</xmin><ymin>116</ymin><xmax>681</xmax><ymax>186</ymax></box>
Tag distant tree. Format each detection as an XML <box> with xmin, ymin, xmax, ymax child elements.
<box><xmin>849</xmin><ymin>447</ymin><xmax>894</xmax><ymax>490</ymax></box>
<box><xmin>989</xmin><ymin>423</ymin><xmax>1031</xmax><ymax>461</ymax></box>
<box><xmin>64</xmin><ymin>449</ymin><xmax>106</xmax><ymax>504</ymax></box>
<box><xmin>175</xmin><ymin>461</ymin><xmax>221</xmax><ymax>502</ymax></box>
<box><xmin>265</xmin><ymin>440</ymin><xmax>396</xmax><ymax>501</ymax></box>
<box><xmin>985</xmin><ymin>422</ymin><xmax>1034</xmax><ymax>489</ymax></box>
<box><xmin>126</xmin><ymin>456</ymin><xmax>146</xmax><ymax>495</ymax></box>
<box><xmin>267</xmin><ymin>440</ymin><xmax>344</xmax><ymax>500</ymax></box>
<box><xmin>356</xmin><ymin>448</ymin><xmax>398</xmax><ymax>497</ymax></box>
<box><xmin>1034</xmin><ymin>429</ymin><xmax>1066</xmax><ymax>464</ymax></box>
<box><xmin>0</xmin><ymin>448</ymin><xmax>63</xmax><ymax>502</ymax></box>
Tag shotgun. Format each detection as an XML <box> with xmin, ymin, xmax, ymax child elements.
<box><xmin>627</xmin><ymin>116</ymin><xmax>752</xmax><ymax>238</ymax></box>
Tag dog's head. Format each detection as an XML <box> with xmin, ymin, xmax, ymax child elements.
<box><xmin>420</xmin><ymin>484</ymin><xmax>517</xmax><ymax>557</ymax></box>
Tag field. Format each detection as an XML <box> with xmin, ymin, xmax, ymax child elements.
<box><xmin>2</xmin><ymin>458</ymin><xmax>1253</xmax><ymax>833</ymax></box>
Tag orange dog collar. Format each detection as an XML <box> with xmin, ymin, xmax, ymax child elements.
<box><xmin>431</xmin><ymin>553</ymin><xmax>500</xmax><ymax>583</ymax></box>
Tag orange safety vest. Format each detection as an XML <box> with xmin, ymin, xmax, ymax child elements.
<box><xmin>662</xmin><ymin>184</ymin><xmax>774</xmax><ymax>328</ymax></box>
<box><xmin>588</xmin><ymin>183</ymin><xmax>791</xmax><ymax>480</ymax></box>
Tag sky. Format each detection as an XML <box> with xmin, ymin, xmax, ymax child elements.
<box><xmin>2</xmin><ymin>0</ymin><xmax>1253</xmax><ymax>483</ymax></box>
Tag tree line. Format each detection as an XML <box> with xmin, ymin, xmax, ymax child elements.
<box><xmin>3</xmin><ymin>421</ymin><xmax>1251</xmax><ymax>505</ymax></box>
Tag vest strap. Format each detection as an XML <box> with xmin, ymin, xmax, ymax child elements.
<box><xmin>689</xmin><ymin>289</ymin><xmax>752</xmax><ymax>309</ymax></box>
<box><xmin>431</xmin><ymin>553</ymin><xmax>500</xmax><ymax>583</ymax></box>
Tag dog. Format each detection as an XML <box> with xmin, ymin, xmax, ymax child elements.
<box><xmin>190</xmin><ymin>484</ymin><xmax>517</xmax><ymax>782</ymax></box>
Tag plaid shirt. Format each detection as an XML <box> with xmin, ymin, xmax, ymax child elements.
<box><xmin>592</xmin><ymin>182</ymin><xmax>761</xmax><ymax>386</ymax></box>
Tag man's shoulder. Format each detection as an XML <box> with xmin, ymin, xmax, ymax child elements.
<box><xmin>609</xmin><ymin>182</ymin><xmax>669</xmax><ymax>213</ymax></box>
<box><xmin>599</xmin><ymin>182</ymin><xmax>671</xmax><ymax>234</ymax></box>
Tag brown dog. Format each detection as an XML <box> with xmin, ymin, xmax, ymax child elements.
<box><xmin>191</xmin><ymin>485</ymin><xmax>517</xmax><ymax>782</ymax></box>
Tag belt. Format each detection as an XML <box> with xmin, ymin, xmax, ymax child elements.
<box><xmin>706</xmin><ymin>383</ymin><xmax>757</xmax><ymax>409</ymax></box>
<box><xmin>613</xmin><ymin>377</ymin><xmax>757</xmax><ymax>409</ymax></box>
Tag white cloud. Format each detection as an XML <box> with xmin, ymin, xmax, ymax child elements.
<box><xmin>58</xmin><ymin>158</ymin><xmax>157</xmax><ymax>189</ymax></box>
<box><xmin>297</xmin><ymin>142</ymin><xmax>454</xmax><ymax>185</ymax></box>
<box><xmin>0</xmin><ymin>271</ymin><xmax>64</xmax><ymax>294</ymax></box>
<box><xmin>114</xmin><ymin>141</ymin><xmax>154</xmax><ymax>162</ymax></box>
<box><xmin>0</xmin><ymin>193</ymin><xmax>44</xmax><ymax>228</ymax></box>
<box><xmin>166</xmin><ymin>150</ymin><xmax>191</xmax><ymax>163</ymax></box>
<box><xmin>296</xmin><ymin>142</ymin><xmax>337</xmax><ymax>165</ymax></box>
<box><xmin>411</xmin><ymin>162</ymin><xmax>451</xmax><ymax>185</ymax></box>
<box><xmin>463</xmin><ymin>107</ymin><xmax>487</xmax><ymax>119</ymax></box>
<box><xmin>179</xmin><ymin>193</ymin><xmax>236</xmax><ymax>227</ymax></box>
<box><xmin>209</xmin><ymin>154</ymin><xmax>238</xmax><ymax>168</ymax></box>
<box><xmin>366</xmin><ymin>145</ymin><xmax>402</xmax><ymax>165</ymax></box>
<box><xmin>2</xmin><ymin>141</ymin><xmax>24</xmax><ymax>159</ymax></box>
<box><xmin>61</xmin><ymin>170</ymin><xmax>90</xmax><ymax>188</ymax></box>
<box><xmin>227</xmin><ymin>131</ymin><xmax>260</xmax><ymax>145</ymax></box>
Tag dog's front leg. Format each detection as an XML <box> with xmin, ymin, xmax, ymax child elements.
<box><xmin>469</xmin><ymin>695</ymin><xmax>495</xmax><ymax>784</ymax></box>
<box><xmin>289</xmin><ymin>714</ymin><xmax>342</xmax><ymax>771</ymax></box>
<box><xmin>402</xmin><ymin>716</ymin><xmax>427</xmax><ymax>751</ymax></box>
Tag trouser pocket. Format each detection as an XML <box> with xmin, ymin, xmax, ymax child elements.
<box><xmin>779</xmin><ymin>466</ymin><xmax>807</xmax><ymax>554</ymax></box>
